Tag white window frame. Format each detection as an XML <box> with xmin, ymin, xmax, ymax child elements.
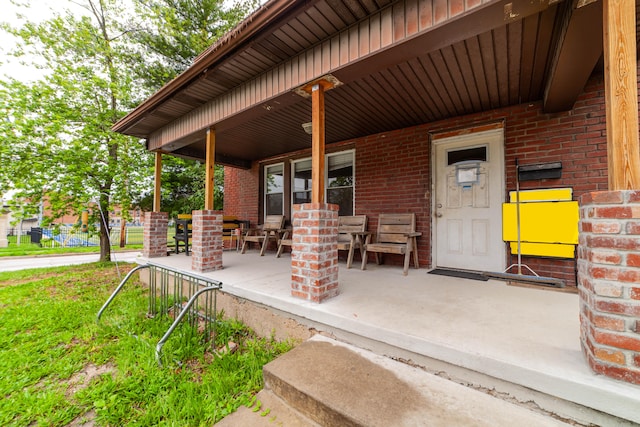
<box><xmin>264</xmin><ymin>162</ymin><xmax>284</xmax><ymax>219</ymax></box>
<box><xmin>288</xmin><ymin>149</ymin><xmax>355</xmax><ymax>216</ymax></box>
<box><xmin>326</xmin><ymin>150</ymin><xmax>355</xmax><ymax>216</ymax></box>
<box><xmin>291</xmin><ymin>157</ymin><xmax>312</xmax><ymax>207</ymax></box>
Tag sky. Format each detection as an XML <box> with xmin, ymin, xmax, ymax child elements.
<box><xmin>0</xmin><ymin>1</ymin><xmax>89</xmax><ymax>202</ymax></box>
<box><xmin>0</xmin><ymin>0</ymin><xmax>86</xmax><ymax>82</ymax></box>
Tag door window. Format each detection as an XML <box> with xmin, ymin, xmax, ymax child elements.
<box><xmin>447</xmin><ymin>146</ymin><xmax>487</xmax><ymax>166</ymax></box>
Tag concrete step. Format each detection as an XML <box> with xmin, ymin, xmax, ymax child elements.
<box><xmin>218</xmin><ymin>335</ymin><xmax>573</xmax><ymax>426</ymax></box>
<box><xmin>214</xmin><ymin>389</ymin><xmax>319</xmax><ymax>427</ymax></box>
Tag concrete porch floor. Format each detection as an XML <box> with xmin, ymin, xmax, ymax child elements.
<box><xmin>141</xmin><ymin>251</ymin><xmax>640</xmax><ymax>425</ymax></box>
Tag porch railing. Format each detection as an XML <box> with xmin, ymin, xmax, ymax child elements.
<box><xmin>97</xmin><ymin>261</ymin><xmax>223</xmax><ymax>365</ymax></box>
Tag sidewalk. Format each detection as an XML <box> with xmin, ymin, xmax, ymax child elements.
<box><xmin>0</xmin><ymin>251</ymin><xmax>141</xmax><ymax>272</ymax></box>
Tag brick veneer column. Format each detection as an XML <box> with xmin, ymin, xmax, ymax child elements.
<box><xmin>191</xmin><ymin>210</ymin><xmax>223</xmax><ymax>272</ymax></box>
<box><xmin>291</xmin><ymin>203</ymin><xmax>339</xmax><ymax>303</ymax></box>
<box><xmin>578</xmin><ymin>190</ymin><xmax>640</xmax><ymax>385</ymax></box>
<box><xmin>143</xmin><ymin>211</ymin><xmax>168</xmax><ymax>258</ymax></box>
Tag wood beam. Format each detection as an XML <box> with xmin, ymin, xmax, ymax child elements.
<box><xmin>603</xmin><ymin>0</ymin><xmax>640</xmax><ymax>190</ymax></box>
<box><xmin>205</xmin><ymin>127</ymin><xmax>216</xmax><ymax>209</ymax></box>
<box><xmin>173</xmin><ymin>146</ymin><xmax>252</xmax><ymax>169</ymax></box>
<box><xmin>543</xmin><ymin>0</ymin><xmax>603</xmax><ymax>113</ymax></box>
<box><xmin>311</xmin><ymin>83</ymin><xmax>326</xmax><ymax>203</ymax></box>
<box><xmin>153</xmin><ymin>152</ymin><xmax>162</xmax><ymax>212</ymax></box>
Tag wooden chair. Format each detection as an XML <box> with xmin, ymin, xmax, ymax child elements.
<box><xmin>277</xmin><ymin>216</ymin><xmax>368</xmax><ymax>268</ymax></box>
<box><xmin>173</xmin><ymin>214</ymin><xmax>192</xmax><ymax>255</ymax></box>
<box><xmin>336</xmin><ymin>215</ymin><xmax>368</xmax><ymax>268</ymax></box>
<box><xmin>241</xmin><ymin>215</ymin><xmax>286</xmax><ymax>256</ymax></box>
<box><xmin>275</xmin><ymin>232</ymin><xmax>292</xmax><ymax>258</ymax></box>
<box><xmin>361</xmin><ymin>213</ymin><xmax>421</xmax><ymax>275</ymax></box>
<box><xmin>222</xmin><ymin>215</ymin><xmax>240</xmax><ymax>250</ymax></box>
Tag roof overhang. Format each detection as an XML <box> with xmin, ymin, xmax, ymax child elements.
<box><xmin>113</xmin><ymin>0</ymin><xmax>606</xmax><ymax>166</ymax></box>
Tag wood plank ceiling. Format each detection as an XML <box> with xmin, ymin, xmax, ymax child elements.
<box><xmin>117</xmin><ymin>0</ymin><xmax>605</xmax><ymax>166</ymax></box>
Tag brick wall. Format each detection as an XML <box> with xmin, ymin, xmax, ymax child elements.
<box><xmin>501</xmin><ymin>73</ymin><xmax>607</xmax><ymax>285</ymax></box>
<box><xmin>224</xmin><ymin>71</ymin><xmax>610</xmax><ymax>288</ymax></box>
<box><xmin>143</xmin><ymin>211</ymin><xmax>168</xmax><ymax>258</ymax></box>
<box><xmin>223</xmin><ymin>164</ymin><xmax>260</xmax><ymax>227</ymax></box>
<box><xmin>355</xmin><ymin>129</ymin><xmax>432</xmax><ymax>266</ymax></box>
<box><xmin>578</xmin><ymin>190</ymin><xmax>640</xmax><ymax>384</ymax></box>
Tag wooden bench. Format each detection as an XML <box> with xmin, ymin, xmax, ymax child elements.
<box><xmin>241</xmin><ymin>215</ymin><xmax>285</xmax><ymax>256</ymax></box>
<box><xmin>276</xmin><ymin>215</ymin><xmax>368</xmax><ymax>268</ymax></box>
<box><xmin>361</xmin><ymin>213</ymin><xmax>421</xmax><ymax>275</ymax></box>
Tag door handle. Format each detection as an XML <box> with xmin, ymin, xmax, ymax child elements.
<box><xmin>436</xmin><ymin>212</ymin><xmax>443</xmax><ymax>218</ymax></box>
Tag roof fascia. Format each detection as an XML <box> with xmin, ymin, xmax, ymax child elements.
<box><xmin>113</xmin><ymin>0</ymin><xmax>310</xmax><ymax>134</ymax></box>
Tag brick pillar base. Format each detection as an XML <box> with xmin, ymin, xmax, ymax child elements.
<box><xmin>143</xmin><ymin>212</ymin><xmax>168</xmax><ymax>258</ymax></box>
<box><xmin>191</xmin><ymin>210</ymin><xmax>223</xmax><ymax>272</ymax></box>
<box><xmin>578</xmin><ymin>190</ymin><xmax>640</xmax><ymax>385</ymax></box>
<box><xmin>291</xmin><ymin>203</ymin><xmax>339</xmax><ymax>303</ymax></box>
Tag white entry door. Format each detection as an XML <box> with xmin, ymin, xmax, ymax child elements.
<box><xmin>433</xmin><ymin>128</ymin><xmax>505</xmax><ymax>272</ymax></box>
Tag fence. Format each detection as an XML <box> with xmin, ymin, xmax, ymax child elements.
<box><xmin>6</xmin><ymin>225</ymin><xmax>147</xmax><ymax>248</ymax></box>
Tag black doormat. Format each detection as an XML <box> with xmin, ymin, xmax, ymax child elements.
<box><xmin>428</xmin><ymin>268</ymin><xmax>489</xmax><ymax>281</ymax></box>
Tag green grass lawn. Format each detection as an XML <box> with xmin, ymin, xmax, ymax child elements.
<box><xmin>0</xmin><ymin>263</ymin><xmax>292</xmax><ymax>426</ymax></box>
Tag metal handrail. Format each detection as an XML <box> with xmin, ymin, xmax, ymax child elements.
<box><xmin>96</xmin><ymin>261</ymin><xmax>223</xmax><ymax>365</ymax></box>
<box><xmin>97</xmin><ymin>264</ymin><xmax>150</xmax><ymax>322</ymax></box>
<box><xmin>155</xmin><ymin>284</ymin><xmax>221</xmax><ymax>365</ymax></box>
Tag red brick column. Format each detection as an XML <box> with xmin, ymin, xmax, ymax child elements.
<box><xmin>143</xmin><ymin>211</ymin><xmax>168</xmax><ymax>258</ymax></box>
<box><xmin>578</xmin><ymin>190</ymin><xmax>640</xmax><ymax>384</ymax></box>
<box><xmin>291</xmin><ymin>203</ymin><xmax>339</xmax><ymax>303</ymax></box>
<box><xmin>191</xmin><ymin>210</ymin><xmax>223</xmax><ymax>272</ymax></box>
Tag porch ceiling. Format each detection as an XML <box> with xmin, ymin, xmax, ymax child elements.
<box><xmin>114</xmin><ymin>0</ymin><xmax>606</xmax><ymax>166</ymax></box>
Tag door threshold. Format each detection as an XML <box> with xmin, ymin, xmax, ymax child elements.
<box><xmin>427</xmin><ymin>268</ymin><xmax>489</xmax><ymax>281</ymax></box>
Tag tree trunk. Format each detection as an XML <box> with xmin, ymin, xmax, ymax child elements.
<box><xmin>99</xmin><ymin>195</ymin><xmax>111</xmax><ymax>262</ymax></box>
<box><xmin>119</xmin><ymin>219</ymin><xmax>126</xmax><ymax>247</ymax></box>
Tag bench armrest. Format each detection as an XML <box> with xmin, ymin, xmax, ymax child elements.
<box><xmin>243</xmin><ymin>227</ymin><xmax>265</xmax><ymax>236</ymax></box>
<box><xmin>350</xmin><ymin>231</ymin><xmax>371</xmax><ymax>236</ymax></box>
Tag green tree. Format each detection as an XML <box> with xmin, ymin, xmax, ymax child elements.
<box><xmin>0</xmin><ymin>0</ymin><xmax>150</xmax><ymax>261</ymax></box>
<box><xmin>0</xmin><ymin>0</ymin><xmax>258</xmax><ymax>261</ymax></box>
<box><xmin>137</xmin><ymin>157</ymin><xmax>224</xmax><ymax>218</ymax></box>
<box><xmin>130</xmin><ymin>0</ymin><xmax>257</xmax><ymax>91</ymax></box>
<box><xmin>129</xmin><ymin>0</ymin><xmax>258</xmax><ymax>212</ymax></box>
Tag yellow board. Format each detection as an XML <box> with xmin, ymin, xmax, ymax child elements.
<box><xmin>508</xmin><ymin>188</ymin><xmax>573</xmax><ymax>203</ymax></box>
<box><xmin>502</xmin><ymin>193</ymin><xmax>579</xmax><ymax>258</ymax></box>
<box><xmin>509</xmin><ymin>242</ymin><xmax>576</xmax><ymax>258</ymax></box>
<box><xmin>503</xmin><ymin>202</ymin><xmax>579</xmax><ymax>244</ymax></box>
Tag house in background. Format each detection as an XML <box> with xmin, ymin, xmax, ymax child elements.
<box><xmin>0</xmin><ymin>202</ymin><xmax>8</xmax><ymax>248</ymax></box>
<box><xmin>0</xmin><ymin>197</ymin><xmax>39</xmax><ymax>245</ymax></box>
<box><xmin>114</xmin><ymin>0</ymin><xmax>640</xmax><ymax>387</ymax></box>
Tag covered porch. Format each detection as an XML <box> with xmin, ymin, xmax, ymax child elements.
<box><xmin>143</xmin><ymin>251</ymin><xmax>640</xmax><ymax>425</ymax></box>
<box><xmin>115</xmin><ymin>0</ymin><xmax>640</xmax><ymax>390</ymax></box>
